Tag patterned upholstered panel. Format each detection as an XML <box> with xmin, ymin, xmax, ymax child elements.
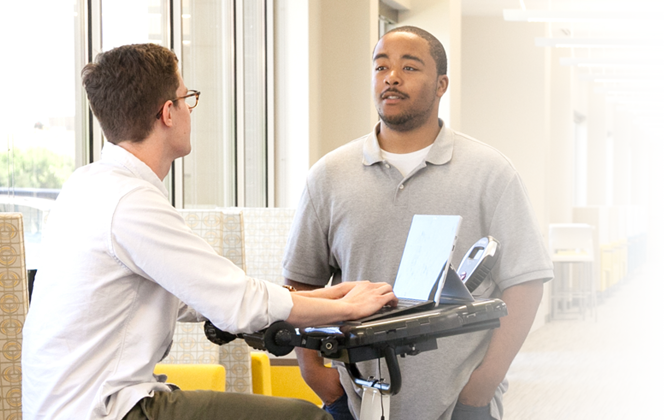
<box><xmin>241</xmin><ymin>208</ymin><xmax>296</xmax><ymax>286</ymax></box>
<box><xmin>164</xmin><ymin>209</ymin><xmax>253</xmax><ymax>393</ymax></box>
<box><xmin>0</xmin><ymin>213</ymin><xmax>28</xmax><ymax>418</ymax></box>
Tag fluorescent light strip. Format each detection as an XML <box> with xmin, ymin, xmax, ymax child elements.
<box><xmin>606</xmin><ymin>96</ymin><xmax>664</xmax><ymax>105</ymax></box>
<box><xmin>504</xmin><ymin>9</ymin><xmax>664</xmax><ymax>23</ymax></box>
<box><xmin>616</xmin><ymin>105</ymin><xmax>664</xmax><ymax>116</ymax></box>
<box><xmin>579</xmin><ymin>74</ymin><xmax>664</xmax><ymax>83</ymax></box>
<box><xmin>561</xmin><ymin>58</ymin><xmax>664</xmax><ymax>67</ymax></box>
<box><xmin>536</xmin><ymin>38</ymin><xmax>658</xmax><ymax>48</ymax></box>
<box><xmin>593</xmin><ymin>86</ymin><xmax>664</xmax><ymax>95</ymax></box>
<box><xmin>635</xmin><ymin>114</ymin><xmax>664</xmax><ymax>122</ymax></box>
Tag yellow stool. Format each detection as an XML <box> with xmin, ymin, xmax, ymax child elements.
<box><xmin>154</xmin><ymin>364</ymin><xmax>226</xmax><ymax>392</ymax></box>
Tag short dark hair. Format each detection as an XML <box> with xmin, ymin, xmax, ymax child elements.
<box><xmin>82</xmin><ymin>43</ymin><xmax>180</xmax><ymax>144</ymax></box>
<box><xmin>384</xmin><ymin>26</ymin><xmax>447</xmax><ymax>76</ymax></box>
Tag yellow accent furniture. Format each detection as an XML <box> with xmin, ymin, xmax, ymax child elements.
<box><xmin>270</xmin><ymin>363</ymin><xmax>323</xmax><ymax>406</ymax></box>
<box><xmin>250</xmin><ymin>352</ymin><xmax>273</xmax><ymax>396</ymax></box>
<box><xmin>611</xmin><ymin>241</ymin><xmax>622</xmax><ymax>286</ymax></box>
<box><xmin>600</xmin><ymin>244</ymin><xmax>614</xmax><ymax>292</ymax></box>
<box><xmin>154</xmin><ymin>363</ymin><xmax>226</xmax><ymax>392</ymax></box>
<box><xmin>618</xmin><ymin>238</ymin><xmax>629</xmax><ymax>279</ymax></box>
<box><xmin>250</xmin><ymin>353</ymin><xmax>323</xmax><ymax>406</ymax></box>
<box><xmin>0</xmin><ymin>213</ymin><xmax>28</xmax><ymax>419</ymax></box>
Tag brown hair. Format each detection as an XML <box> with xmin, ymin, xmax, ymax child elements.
<box><xmin>384</xmin><ymin>26</ymin><xmax>447</xmax><ymax>76</ymax></box>
<box><xmin>82</xmin><ymin>43</ymin><xmax>180</xmax><ymax>144</ymax></box>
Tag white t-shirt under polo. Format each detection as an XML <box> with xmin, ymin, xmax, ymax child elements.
<box><xmin>22</xmin><ymin>142</ymin><xmax>293</xmax><ymax>420</ymax></box>
<box><xmin>380</xmin><ymin>144</ymin><xmax>433</xmax><ymax>177</ymax></box>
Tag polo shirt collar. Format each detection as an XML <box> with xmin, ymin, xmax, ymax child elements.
<box><xmin>101</xmin><ymin>141</ymin><xmax>169</xmax><ymax>197</ymax></box>
<box><xmin>362</xmin><ymin>120</ymin><xmax>454</xmax><ymax>166</ymax></box>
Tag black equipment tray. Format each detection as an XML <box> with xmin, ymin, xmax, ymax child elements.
<box><xmin>213</xmin><ymin>298</ymin><xmax>507</xmax><ymax>395</ymax></box>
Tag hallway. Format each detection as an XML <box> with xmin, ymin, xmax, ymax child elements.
<box><xmin>503</xmin><ymin>264</ymin><xmax>663</xmax><ymax>419</ymax></box>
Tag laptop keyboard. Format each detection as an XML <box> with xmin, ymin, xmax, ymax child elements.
<box><xmin>395</xmin><ymin>297</ymin><xmax>424</xmax><ymax>308</ymax></box>
<box><xmin>370</xmin><ymin>298</ymin><xmax>423</xmax><ymax>316</ymax></box>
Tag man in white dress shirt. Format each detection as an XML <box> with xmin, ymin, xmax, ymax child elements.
<box><xmin>21</xmin><ymin>43</ymin><xmax>396</xmax><ymax>420</ymax></box>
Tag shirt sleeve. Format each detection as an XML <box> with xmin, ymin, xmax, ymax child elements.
<box><xmin>110</xmin><ymin>186</ymin><xmax>293</xmax><ymax>334</ymax></box>
<box><xmin>489</xmin><ymin>174</ymin><xmax>554</xmax><ymax>291</ymax></box>
<box><xmin>282</xmin><ymin>180</ymin><xmax>336</xmax><ymax>286</ymax></box>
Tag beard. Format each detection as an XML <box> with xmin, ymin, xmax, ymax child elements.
<box><xmin>377</xmin><ymin>87</ymin><xmax>438</xmax><ymax>132</ymax></box>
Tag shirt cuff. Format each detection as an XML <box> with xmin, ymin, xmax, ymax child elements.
<box><xmin>264</xmin><ymin>281</ymin><xmax>294</xmax><ymax>324</ymax></box>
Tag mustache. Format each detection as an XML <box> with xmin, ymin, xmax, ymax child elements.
<box><xmin>380</xmin><ymin>88</ymin><xmax>409</xmax><ymax>99</ymax></box>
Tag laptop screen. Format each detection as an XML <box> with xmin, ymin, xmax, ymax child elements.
<box><xmin>392</xmin><ymin>215</ymin><xmax>462</xmax><ymax>301</ymax></box>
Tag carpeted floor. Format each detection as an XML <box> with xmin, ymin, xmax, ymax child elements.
<box><xmin>503</xmin><ymin>264</ymin><xmax>663</xmax><ymax>419</ymax></box>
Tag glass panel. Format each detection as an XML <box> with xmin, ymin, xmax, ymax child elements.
<box><xmin>102</xmin><ymin>0</ymin><xmax>169</xmax><ymax>50</ymax></box>
<box><xmin>242</xmin><ymin>0</ymin><xmax>267</xmax><ymax>207</ymax></box>
<box><xmin>182</xmin><ymin>0</ymin><xmax>236</xmax><ymax>208</ymax></box>
<box><xmin>0</xmin><ymin>0</ymin><xmax>86</xmax><ymax>269</ymax></box>
<box><xmin>101</xmin><ymin>0</ymin><xmax>171</xmax><ymax>197</ymax></box>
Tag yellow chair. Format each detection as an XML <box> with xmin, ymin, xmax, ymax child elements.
<box><xmin>250</xmin><ymin>352</ymin><xmax>273</xmax><ymax>396</ymax></box>
<box><xmin>270</xmin><ymin>362</ymin><xmax>323</xmax><ymax>406</ymax></box>
<box><xmin>618</xmin><ymin>238</ymin><xmax>629</xmax><ymax>280</ymax></box>
<box><xmin>154</xmin><ymin>363</ymin><xmax>226</xmax><ymax>392</ymax></box>
<box><xmin>611</xmin><ymin>241</ymin><xmax>622</xmax><ymax>286</ymax></box>
<box><xmin>597</xmin><ymin>244</ymin><xmax>614</xmax><ymax>292</ymax></box>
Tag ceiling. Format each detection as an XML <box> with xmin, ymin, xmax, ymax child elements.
<box><xmin>462</xmin><ymin>0</ymin><xmax>663</xmax><ymax>16</ymax></box>
<box><xmin>462</xmin><ymin>0</ymin><xmax>664</xmax><ymax>136</ymax></box>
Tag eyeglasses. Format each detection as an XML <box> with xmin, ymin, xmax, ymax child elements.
<box><xmin>155</xmin><ymin>89</ymin><xmax>201</xmax><ymax>119</ymax></box>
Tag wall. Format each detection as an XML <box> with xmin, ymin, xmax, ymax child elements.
<box><xmin>308</xmin><ymin>0</ymin><xmax>379</xmax><ymax>163</ymax></box>
<box><xmin>585</xmin><ymin>85</ymin><xmax>608</xmax><ymax>206</ymax></box>
<box><xmin>460</xmin><ymin>16</ymin><xmax>552</xmax><ymax>329</ymax></box>
<box><xmin>548</xmin><ymin>46</ymin><xmax>575</xmax><ymax>223</ymax></box>
<box><xmin>648</xmin><ymin>144</ymin><xmax>664</xmax><ymax>261</ymax></box>
<box><xmin>398</xmin><ymin>0</ymin><xmax>462</xmax><ymax>130</ymax></box>
<box><xmin>631</xmin><ymin>126</ymin><xmax>650</xmax><ymax>205</ymax></box>
<box><xmin>612</xmin><ymin>108</ymin><xmax>633</xmax><ymax>206</ymax></box>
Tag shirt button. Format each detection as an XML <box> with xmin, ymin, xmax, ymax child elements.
<box><xmin>385</xmin><ymin>163</ymin><xmax>391</xmax><ymax>169</ymax></box>
<box><xmin>399</xmin><ymin>185</ymin><xmax>404</xmax><ymax>190</ymax></box>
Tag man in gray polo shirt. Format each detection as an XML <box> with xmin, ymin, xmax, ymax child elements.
<box><xmin>282</xmin><ymin>26</ymin><xmax>553</xmax><ymax>420</ymax></box>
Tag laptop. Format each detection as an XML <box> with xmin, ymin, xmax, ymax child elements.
<box><xmin>357</xmin><ymin>214</ymin><xmax>465</xmax><ymax>322</ymax></box>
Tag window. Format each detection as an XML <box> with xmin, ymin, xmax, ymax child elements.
<box><xmin>1</xmin><ymin>1</ymin><xmax>273</xmax><ymax>269</ymax></box>
<box><xmin>180</xmin><ymin>0</ymin><xmax>236</xmax><ymax>208</ymax></box>
<box><xmin>0</xmin><ymin>0</ymin><xmax>87</xmax><ymax>269</ymax></box>
<box><xmin>181</xmin><ymin>0</ymin><xmax>271</xmax><ymax>208</ymax></box>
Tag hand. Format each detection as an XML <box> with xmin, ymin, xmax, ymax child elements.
<box><xmin>456</xmin><ymin>367</ymin><xmax>499</xmax><ymax>407</ymax></box>
<box><xmin>338</xmin><ymin>281</ymin><xmax>397</xmax><ymax>320</ymax></box>
<box><xmin>286</xmin><ymin>281</ymin><xmax>396</xmax><ymax>326</ymax></box>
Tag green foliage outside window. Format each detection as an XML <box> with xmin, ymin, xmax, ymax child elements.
<box><xmin>0</xmin><ymin>147</ymin><xmax>74</xmax><ymax>190</ymax></box>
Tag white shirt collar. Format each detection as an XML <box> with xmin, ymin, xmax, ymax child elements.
<box><xmin>101</xmin><ymin>141</ymin><xmax>169</xmax><ymax>197</ymax></box>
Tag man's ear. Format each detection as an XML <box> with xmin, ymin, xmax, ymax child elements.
<box><xmin>437</xmin><ymin>75</ymin><xmax>449</xmax><ymax>97</ymax></box>
<box><xmin>157</xmin><ymin>100</ymin><xmax>175</xmax><ymax>127</ymax></box>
